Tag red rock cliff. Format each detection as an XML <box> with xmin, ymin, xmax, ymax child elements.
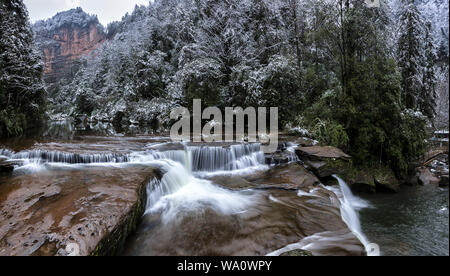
<box><xmin>34</xmin><ymin>8</ymin><xmax>107</xmax><ymax>85</ymax></box>
<box><xmin>42</xmin><ymin>24</ymin><xmax>106</xmax><ymax>84</ymax></box>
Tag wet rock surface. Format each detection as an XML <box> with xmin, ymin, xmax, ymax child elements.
<box><xmin>0</xmin><ymin>167</ymin><xmax>158</xmax><ymax>256</ymax></box>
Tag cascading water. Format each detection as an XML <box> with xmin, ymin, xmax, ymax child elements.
<box><xmin>138</xmin><ymin>145</ymin><xmax>265</xmax><ymax>223</ymax></box>
<box><xmin>1</xmin><ymin>149</ymin><xmax>129</xmax><ymax>164</ymax></box>
<box><xmin>330</xmin><ymin>175</ymin><xmax>375</xmax><ymax>255</ymax></box>
<box><xmin>188</xmin><ymin>144</ymin><xmax>265</xmax><ymax>172</ymax></box>
<box><xmin>2</xmin><ymin>144</ymin><xmax>266</xmax><ymax>222</ymax></box>
<box><xmin>1</xmin><ymin>143</ymin><xmax>265</xmax><ymax>172</ymax></box>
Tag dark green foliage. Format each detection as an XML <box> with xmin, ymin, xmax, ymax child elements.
<box><xmin>302</xmin><ymin>0</ymin><xmax>428</xmax><ymax>177</ymax></box>
<box><xmin>312</xmin><ymin>119</ymin><xmax>349</xmax><ymax>150</ymax></box>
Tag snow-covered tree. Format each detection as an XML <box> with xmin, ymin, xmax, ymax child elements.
<box><xmin>397</xmin><ymin>0</ymin><xmax>426</xmax><ymax>111</ymax></box>
<box><xmin>0</xmin><ymin>0</ymin><xmax>47</xmax><ymax>137</ymax></box>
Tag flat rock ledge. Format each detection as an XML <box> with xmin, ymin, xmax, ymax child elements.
<box><xmin>0</xmin><ymin>167</ymin><xmax>160</xmax><ymax>256</ymax></box>
<box><xmin>295</xmin><ymin>146</ymin><xmax>351</xmax><ymax>179</ymax></box>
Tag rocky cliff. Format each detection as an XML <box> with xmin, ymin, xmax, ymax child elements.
<box><xmin>33</xmin><ymin>8</ymin><xmax>106</xmax><ymax>85</ymax></box>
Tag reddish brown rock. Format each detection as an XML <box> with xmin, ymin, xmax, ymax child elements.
<box><xmin>0</xmin><ymin>167</ymin><xmax>158</xmax><ymax>256</ymax></box>
<box><xmin>42</xmin><ymin>24</ymin><xmax>105</xmax><ymax>84</ymax></box>
<box><xmin>34</xmin><ymin>9</ymin><xmax>107</xmax><ymax>85</ymax></box>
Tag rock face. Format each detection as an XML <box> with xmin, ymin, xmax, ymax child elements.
<box><xmin>0</xmin><ymin>167</ymin><xmax>158</xmax><ymax>256</ymax></box>
<box><xmin>373</xmin><ymin>168</ymin><xmax>400</xmax><ymax>193</ymax></box>
<box><xmin>343</xmin><ymin>172</ymin><xmax>376</xmax><ymax>194</ymax></box>
<box><xmin>33</xmin><ymin>8</ymin><xmax>107</xmax><ymax>85</ymax></box>
<box><xmin>295</xmin><ymin>146</ymin><xmax>351</xmax><ymax>179</ymax></box>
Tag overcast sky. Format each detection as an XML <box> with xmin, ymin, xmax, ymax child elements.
<box><xmin>23</xmin><ymin>0</ymin><xmax>150</xmax><ymax>26</ymax></box>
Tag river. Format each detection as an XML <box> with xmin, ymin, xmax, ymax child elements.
<box><xmin>0</xmin><ymin>121</ymin><xmax>448</xmax><ymax>256</ymax></box>
<box><xmin>359</xmin><ymin>185</ymin><xmax>449</xmax><ymax>256</ymax></box>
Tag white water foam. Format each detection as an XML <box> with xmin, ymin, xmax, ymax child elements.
<box><xmin>329</xmin><ymin>175</ymin><xmax>373</xmax><ymax>255</ymax></box>
<box><xmin>268</xmin><ymin>175</ymin><xmax>374</xmax><ymax>256</ymax></box>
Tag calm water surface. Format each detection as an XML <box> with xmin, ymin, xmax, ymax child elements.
<box><xmin>360</xmin><ymin>185</ymin><xmax>449</xmax><ymax>256</ymax></box>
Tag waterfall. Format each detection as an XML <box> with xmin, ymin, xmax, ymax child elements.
<box><xmin>2</xmin><ymin>143</ymin><xmax>265</xmax><ymax>173</ymax></box>
<box><xmin>331</xmin><ymin>175</ymin><xmax>376</xmax><ymax>256</ymax></box>
<box><xmin>189</xmin><ymin>144</ymin><xmax>265</xmax><ymax>172</ymax></box>
<box><xmin>143</xmin><ymin>158</ymin><xmax>258</xmax><ymax>224</ymax></box>
<box><xmin>2</xmin><ymin>149</ymin><xmax>129</xmax><ymax>164</ymax></box>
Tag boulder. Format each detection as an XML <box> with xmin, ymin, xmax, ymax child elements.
<box><xmin>403</xmin><ymin>173</ymin><xmax>420</xmax><ymax>186</ymax></box>
<box><xmin>212</xmin><ymin>163</ymin><xmax>321</xmax><ymax>191</ymax></box>
<box><xmin>0</xmin><ymin>161</ymin><xmax>15</xmax><ymax>173</ymax></box>
<box><xmin>417</xmin><ymin>167</ymin><xmax>440</xmax><ymax>186</ymax></box>
<box><xmin>374</xmin><ymin>168</ymin><xmax>400</xmax><ymax>193</ymax></box>
<box><xmin>295</xmin><ymin>146</ymin><xmax>351</xmax><ymax>179</ymax></box>
<box><xmin>439</xmin><ymin>175</ymin><xmax>449</xmax><ymax>187</ymax></box>
<box><xmin>343</xmin><ymin>172</ymin><xmax>376</xmax><ymax>194</ymax></box>
<box><xmin>246</xmin><ymin>163</ymin><xmax>321</xmax><ymax>190</ymax></box>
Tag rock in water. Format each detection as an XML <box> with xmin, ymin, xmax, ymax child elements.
<box><xmin>417</xmin><ymin>167</ymin><xmax>441</xmax><ymax>186</ymax></box>
<box><xmin>345</xmin><ymin>173</ymin><xmax>376</xmax><ymax>194</ymax></box>
<box><xmin>374</xmin><ymin>168</ymin><xmax>400</xmax><ymax>193</ymax></box>
<box><xmin>295</xmin><ymin>146</ymin><xmax>352</xmax><ymax>160</ymax></box>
